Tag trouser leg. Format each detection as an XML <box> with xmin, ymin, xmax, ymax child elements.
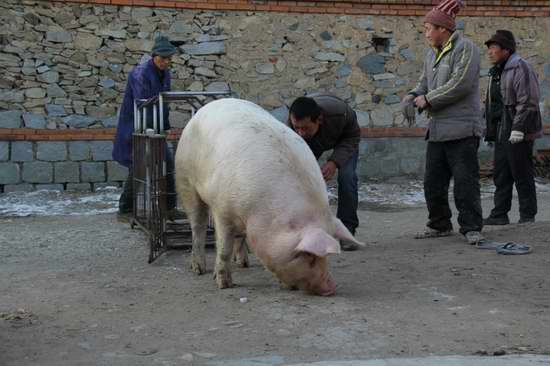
<box><xmin>118</xmin><ymin>166</ymin><xmax>133</xmax><ymax>213</ymax></box>
<box><xmin>424</xmin><ymin>141</ymin><xmax>453</xmax><ymax>232</ymax></box>
<box><xmin>336</xmin><ymin>151</ymin><xmax>359</xmax><ymax>234</ymax></box>
<box><xmin>490</xmin><ymin>142</ymin><xmax>514</xmax><ymax>219</ymax></box>
<box><xmin>509</xmin><ymin>141</ymin><xmax>537</xmax><ymax>219</ymax></box>
<box><xmin>447</xmin><ymin>137</ymin><xmax>483</xmax><ymax>234</ymax></box>
<box><xmin>165</xmin><ymin>143</ymin><xmax>177</xmax><ymax>210</ymax></box>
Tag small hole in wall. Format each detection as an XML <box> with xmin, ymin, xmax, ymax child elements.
<box><xmin>372</xmin><ymin>37</ymin><xmax>390</xmax><ymax>53</ymax></box>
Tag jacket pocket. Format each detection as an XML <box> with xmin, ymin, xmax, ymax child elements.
<box><xmin>436</xmin><ymin>64</ymin><xmax>451</xmax><ymax>87</ymax></box>
<box><xmin>502</xmin><ymin>87</ymin><xmax>516</xmax><ymax>106</ymax></box>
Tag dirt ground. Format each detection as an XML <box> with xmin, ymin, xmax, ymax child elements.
<box><xmin>1</xmin><ymin>192</ymin><xmax>550</xmax><ymax>366</ymax></box>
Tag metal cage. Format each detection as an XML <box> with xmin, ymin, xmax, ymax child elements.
<box><xmin>130</xmin><ymin>91</ymin><xmax>234</xmax><ymax>263</ymax></box>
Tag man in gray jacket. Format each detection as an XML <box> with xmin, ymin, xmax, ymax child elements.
<box><xmin>402</xmin><ymin>0</ymin><xmax>484</xmax><ymax>244</ymax></box>
<box><xmin>483</xmin><ymin>30</ymin><xmax>543</xmax><ymax>225</ymax></box>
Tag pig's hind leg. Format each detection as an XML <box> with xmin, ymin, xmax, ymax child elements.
<box><xmin>232</xmin><ymin>237</ymin><xmax>249</xmax><ymax>268</ymax></box>
<box><xmin>179</xmin><ymin>186</ymin><xmax>209</xmax><ymax>275</ymax></box>
<box><xmin>212</xmin><ymin>213</ymin><xmax>236</xmax><ymax>289</ymax></box>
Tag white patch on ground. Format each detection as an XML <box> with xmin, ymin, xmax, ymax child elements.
<box><xmin>418</xmin><ymin>286</ymin><xmax>456</xmax><ymax>302</ymax></box>
<box><xmin>0</xmin><ymin>187</ymin><xmax>120</xmax><ymax>217</ymax></box>
<box><xmin>1</xmin><ymin>179</ymin><xmax>548</xmax><ymax>217</ymax></box>
<box><xmin>447</xmin><ymin>306</ymin><xmax>470</xmax><ymax>312</ymax></box>
<box><xmin>328</xmin><ymin>180</ymin><xmax>425</xmax><ymax>208</ymax></box>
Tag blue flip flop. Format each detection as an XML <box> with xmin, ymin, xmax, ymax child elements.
<box><xmin>475</xmin><ymin>240</ymin><xmax>507</xmax><ymax>250</ymax></box>
<box><xmin>495</xmin><ymin>242</ymin><xmax>532</xmax><ymax>255</ymax></box>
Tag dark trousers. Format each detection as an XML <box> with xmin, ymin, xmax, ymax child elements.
<box><xmin>118</xmin><ymin>144</ymin><xmax>176</xmax><ymax>213</ymax></box>
<box><xmin>336</xmin><ymin>150</ymin><xmax>359</xmax><ymax>235</ymax></box>
<box><xmin>489</xmin><ymin>141</ymin><xmax>537</xmax><ymax>220</ymax></box>
<box><xmin>424</xmin><ymin>137</ymin><xmax>483</xmax><ymax>235</ymax></box>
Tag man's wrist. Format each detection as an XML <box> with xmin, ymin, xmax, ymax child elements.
<box><xmin>327</xmin><ymin>159</ymin><xmax>339</xmax><ymax>168</ymax></box>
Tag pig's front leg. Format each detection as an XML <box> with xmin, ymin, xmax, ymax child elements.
<box><xmin>190</xmin><ymin>219</ymin><xmax>208</xmax><ymax>275</ymax></box>
<box><xmin>180</xmin><ymin>188</ymin><xmax>209</xmax><ymax>275</ymax></box>
<box><xmin>232</xmin><ymin>237</ymin><xmax>249</xmax><ymax>268</ymax></box>
<box><xmin>212</xmin><ymin>216</ymin><xmax>235</xmax><ymax>289</ymax></box>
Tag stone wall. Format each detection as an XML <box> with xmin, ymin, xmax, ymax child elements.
<box><xmin>2</xmin><ymin>135</ymin><xmax>549</xmax><ymax>192</ymax></box>
<box><xmin>1</xmin><ymin>0</ymin><xmax>550</xmax><ymax>191</ymax></box>
<box><xmin>0</xmin><ymin>139</ymin><xmax>127</xmax><ymax>192</ymax></box>
<box><xmin>357</xmin><ymin>135</ymin><xmax>550</xmax><ymax>180</ymax></box>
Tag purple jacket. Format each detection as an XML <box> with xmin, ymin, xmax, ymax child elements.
<box><xmin>485</xmin><ymin>53</ymin><xmax>543</xmax><ymax>142</ymax></box>
<box><xmin>112</xmin><ymin>59</ymin><xmax>171</xmax><ymax>167</ymax></box>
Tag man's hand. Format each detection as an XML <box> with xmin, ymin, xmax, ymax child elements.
<box><xmin>509</xmin><ymin>130</ymin><xmax>524</xmax><ymax>144</ymax></box>
<box><xmin>414</xmin><ymin>95</ymin><xmax>428</xmax><ymax>109</ymax></box>
<box><xmin>321</xmin><ymin>161</ymin><xmax>337</xmax><ymax>181</ymax></box>
<box><xmin>402</xmin><ymin>94</ymin><xmax>415</xmax><ymax>103</ymax></box>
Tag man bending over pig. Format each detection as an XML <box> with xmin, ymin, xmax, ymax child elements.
<box><xmin>288</xmin><ymin>95</ymin><xmax>361</xmax><ymax>251</ymax></box>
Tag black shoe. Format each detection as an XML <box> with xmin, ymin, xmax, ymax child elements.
<box><xmin>340</xmin><ymin>240</ymin><xmax>360</xmax><ymax>251</ymax></box>
<box><xmin>117</xmin><ymin>211</ymin><xmax>132</xmax><ymax>223</ymax></box>
<box><xmin>518</xmin><ymin>217</ymin><xmax>535</xmax><ymax>224</ymax></box>
<box><xmin>483</xmin><ymin>216</ymin><xmax>509</xmax><ymax>226</ymax></box>
<box><xmin>166</xmin><ymin>208</ymin><xmax>186</xmax><ymax>221</ymax></box>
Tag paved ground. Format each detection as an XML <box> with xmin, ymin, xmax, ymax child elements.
<box><xmin>1</xmin><ymin>188</ymin><xmax>549</xmax><ymax>366</ymax></box>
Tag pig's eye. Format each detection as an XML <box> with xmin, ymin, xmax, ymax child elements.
<box><xmin>294</xmin><ymin>252</ymin><xmax>317</xmax><ymax>268</ymax></box>
<box><xmin>302</xmin><ymin>253</ymin><xmax>317</xmax><ymax>268</ymax></box>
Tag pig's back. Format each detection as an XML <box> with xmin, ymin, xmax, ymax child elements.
<box><xmin>176</xmin><ymin>98</ymin><xmax>328</xmax><ymax>212</ymax></box>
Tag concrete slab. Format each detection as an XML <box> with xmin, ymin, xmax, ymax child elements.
<box><xmin>285</xmin><ymin>355</ymin><xmax>550</xmax><ymax>366</ymax></box>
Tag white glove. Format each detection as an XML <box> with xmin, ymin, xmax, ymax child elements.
<box><xmin>509</xmin><ymin>130</ymin><xmax>524</xmax><ymax>144</ymax></box>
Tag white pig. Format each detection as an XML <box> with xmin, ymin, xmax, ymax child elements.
<box><xmin>175</xmin><ymin>98</ymin><xmax>362</xmax><ymax>296</ymax></box>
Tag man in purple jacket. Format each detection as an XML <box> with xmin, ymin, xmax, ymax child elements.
<box><xmin>112</xmin><ymin>35</ymin><xmax>178</xmax><ymax>221</ymax></box>
<box><xmin>483</xmin><ymin>30</ymin><xmax>543</xmax><ymax>225</ymax></box>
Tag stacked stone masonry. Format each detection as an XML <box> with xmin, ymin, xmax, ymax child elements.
<box><xmin>0</xmin><ymin>139</ymin><xmax>129</xmax><ymax>192</ymax></box>
<box><xmin>1</xmin><ymin>0</ymin><xmax>550</xmax><ymax>191</ymax></box>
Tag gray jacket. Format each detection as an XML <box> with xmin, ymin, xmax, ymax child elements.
<box><xmin>410</xmin><ymin>32</ymin><xmax>483</xmax><ymax>142</ymax></box>
<box><xmin>485</xmin><ymin>53</ymin><xmax>543</xmax><ymax>143</ymax></box>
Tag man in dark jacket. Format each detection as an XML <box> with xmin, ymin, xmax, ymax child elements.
<box><xmin>483</xmin><ymin>30</ymin><xmax>543</xmax><ymax>225</ymax></box>
<box><xmin>403</xmin><ymin>0</ymin><xmax>484</xmax><ymax>244</ymax></box>
<box><xmin>112</xmin><ymin>35</ymin><xmax>178</xmax><ymax>221</ymax></box>
<box><xmin>288</xmin><ymin>94</ymin><xmax>361</xmax><ymax>251</ymax></box>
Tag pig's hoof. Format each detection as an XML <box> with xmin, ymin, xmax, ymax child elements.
<box><xmin>191</xmin><ymin>257</ymin><xmax>207</xmax><ymax>275</ymax></box>
<box><xmin>235</xmin><ymin>257</ymin><xmax>249</xmax><ymax>268</ymax></box>
<box><xmin>214</xmin><ymin>270</ymin><xmax>233</xmax><ymax>289</ymax></box>
<box><xmin>279</xmin><ymin>281</ymin><xmax>298</xmax><ymax>291</ymax></box>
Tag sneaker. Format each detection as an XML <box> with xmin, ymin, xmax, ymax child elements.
<box><xmin>483</xmin><ymin>216</ymin><xmax>509</xmax><ymax>226</ymax></box>
<box><xmin>414</xmin><ymin>227</ymin><xmax>453</xmax><ymax>239</ymax></box>
<box><xmin>518</xmin><ymin>217</ymin><xmax>535</xmax><ymax>224</ymax></box>
<box><xmin>464</xmin><ymin>231</ymin><xmax>484</xmax><ymax>245</ymax></box>
<box><xmin>340</xmin><ymin>240</ymin><xmax>360</xmax><ymax>252</ymax></box>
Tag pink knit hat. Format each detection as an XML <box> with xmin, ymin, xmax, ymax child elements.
<box><xmin>424</xmin><ymin>0</ymin><xmax>465</xmax><ymax>31</ymax></box>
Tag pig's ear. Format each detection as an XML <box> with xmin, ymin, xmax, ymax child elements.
<box><xmin>296</xmin><ymin>228</ymin><xmax>341</xmax><ymax>257</ymax></box>
<box><xmin>333</xmin><ymin>218</ymin><xmax>365</xmax><ymax>246</ymax></box>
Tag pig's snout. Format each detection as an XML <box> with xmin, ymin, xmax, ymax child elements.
<box><xmin>318</xmin><ymin>276</ymin><xmax>337</xmax><ymax>296</ymax></box>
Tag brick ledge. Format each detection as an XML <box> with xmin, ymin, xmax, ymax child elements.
<box><xmin>45</xmin><ymin>0</ymin><xmax>550</xmax><ymax>17</ymax></box>
<box><xmin>1</xmin><ymin>126</ymin><xmax>549</xmax><ymax>141</ymax></box>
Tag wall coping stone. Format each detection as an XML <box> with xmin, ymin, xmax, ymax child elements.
<box><xmin>44</xmin><ymin>0</ymin><xmax>550</xmax><ymax>17</ymax></box>
<box><xmin>1</xmin><ymin>126</ymin><xmax>549</xmax><ymax>141</ymax></box>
